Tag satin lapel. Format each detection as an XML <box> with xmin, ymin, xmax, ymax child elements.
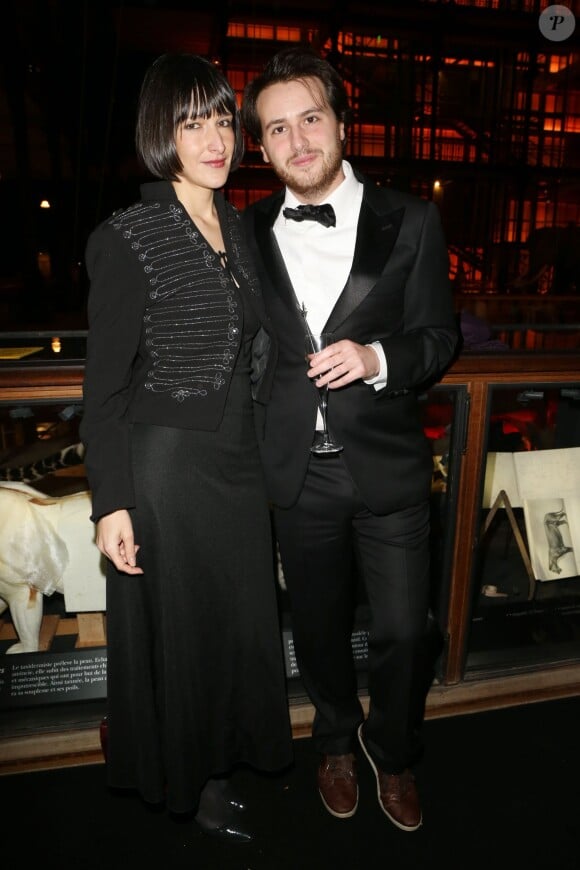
<box><xmin>325</xmin><ymin>201</ymin><xmax>404</xmax><ymax>332</ymax></box>
<box><xmin>254</xmin><ymin>199</ymin><xmax>305</xmax><ymax>322</ymax></box>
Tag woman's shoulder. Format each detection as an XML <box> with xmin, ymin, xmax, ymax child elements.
<box><xmin>90</xmin><ymin>181</ymin><xmax>175</xmax><ymax>238</ymax></box>
<box><xmin>88</xmin><ymin>200</ymin><xmax>142</xmax><ymax>241</ymax></box>
<box><xmin>85</xmin><ymin>200</ymin><xmax>150</xmax><ymax>271</ymax></box>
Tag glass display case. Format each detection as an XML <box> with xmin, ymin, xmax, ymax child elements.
<box><xmin>0</xmin><ymin>331</ymin><xmax>88</xmax><ymax>366</ymax></box>
<box><xmin>1</xmin><ymin>337</ymin><xmax>580</xmax><ymax>769</ymax></box>
<box><xmin>0</xmin><ymin>333</ymin><xmax>106</xmax><ymax>753</ymax></box>
<box><xmin>467</xmin><ymin>382</ymin><xmax>580</xmax><ymax>677</ymax></box>
<box><xmin>441</xmin><ymin>352</ymin><xmax>580</xmax><ymax>708</ymax></box>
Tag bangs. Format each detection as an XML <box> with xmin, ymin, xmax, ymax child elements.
<box><xmin>178</xmin><ymin>82</ymin><xmax>234</xmax><ymax>125</ymax></box>
<box><xmin>136</xmin><ymin>53</ymin><xmax>244</xmax><ymax>179</ymax></box>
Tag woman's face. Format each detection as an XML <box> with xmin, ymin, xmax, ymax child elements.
<box><xmin>174</xmin><ymin>110</ymin><xmax>235</xmax><ymax>190</ymax></box>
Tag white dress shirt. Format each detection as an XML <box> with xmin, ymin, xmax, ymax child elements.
<box><xmin>273</xmin><ymin>161</ymin><xmax>387</xmax><ymax>392</ymax></box>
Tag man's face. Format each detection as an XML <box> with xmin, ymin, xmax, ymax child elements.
<box><xmin>255</xmin><ymin>77</ymin><xmax>345</xmax><ymax>202</ymax></box>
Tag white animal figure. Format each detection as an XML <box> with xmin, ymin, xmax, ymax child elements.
<box><xmin>0</xmin><ymin>481</ymin><xmax>106</xmax><ymax>654</ymax></box>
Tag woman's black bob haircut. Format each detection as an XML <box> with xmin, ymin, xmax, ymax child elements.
<box><xmin>135</xmin><ymin>53</ymin><xmax>244</xmax><ymax>180</ymax></box>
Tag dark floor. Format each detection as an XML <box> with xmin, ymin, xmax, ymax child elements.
<box><xmin>1</xmin><ymin>696</ymin><xmax>579</xmax><ymax>870</ymax></box>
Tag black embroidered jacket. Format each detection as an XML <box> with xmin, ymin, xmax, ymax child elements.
<box><xmin>81</xmin><ymin>181</ymin><xmax>271</xmax><ymax>521</ymax></box>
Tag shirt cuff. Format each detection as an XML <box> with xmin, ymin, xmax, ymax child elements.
<box><xmin>363</xmin><ymin>341</ymin><xmax>387</xmax><ymax>390</ymax></box>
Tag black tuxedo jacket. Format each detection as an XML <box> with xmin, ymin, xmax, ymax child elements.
<box><xmin>244</xmin><ymin>170</ymin><xmax>459</xmax><ymax>514</ymax></box>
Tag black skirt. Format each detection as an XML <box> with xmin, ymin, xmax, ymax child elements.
<box><xmin>104</xmin><ymin>360</ymin><xmax>293</xmax><ymax>814</ymax></box>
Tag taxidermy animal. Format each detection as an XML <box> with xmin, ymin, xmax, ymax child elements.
<box><xmin>0</xmin><ymin>476</ymin><xmax>105</xmax><ymax>654</ymax></box>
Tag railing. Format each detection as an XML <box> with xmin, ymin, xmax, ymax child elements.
<box><xmin>490</xmin><ymin>323</ymin><xmax>580</xmax><ymax>350</ymax></box>
<box><xmin>456</xmin><ymin>293</ymin><xmax>580</xmax><ymax>325</ymax></box>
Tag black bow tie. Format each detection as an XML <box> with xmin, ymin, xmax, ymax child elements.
<box><xmin>282</xmin><ymin>203</ymin><xmax>336</xmax><ymax>228</ymax></box>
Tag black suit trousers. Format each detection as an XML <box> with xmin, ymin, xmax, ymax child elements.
<box><xmin>274</xmin><ymin>453</ymin><xmax>434</xmax><ymax>773</ymax></box>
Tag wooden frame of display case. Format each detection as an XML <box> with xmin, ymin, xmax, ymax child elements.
<box><xmin>1</xmin><ymin>354</ymin><xmax>580</xmax><ymax>773</ymax></box>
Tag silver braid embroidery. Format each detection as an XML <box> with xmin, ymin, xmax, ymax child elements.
<box><xmin>109</xmin><ymin>200</ymin><xmax>255</xmax><ymax>403</ymax></box>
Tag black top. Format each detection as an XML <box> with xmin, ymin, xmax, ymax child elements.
<box><xmin>81</xmin><ymin>181</ymin><xmax>271</xmax><ymax>521</ymax></box>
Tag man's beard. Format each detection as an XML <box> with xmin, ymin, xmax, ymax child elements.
<box><xmin>274</xmin><ymin>140</ymin><xmax>343</xmax><ymax>200</ymax></box>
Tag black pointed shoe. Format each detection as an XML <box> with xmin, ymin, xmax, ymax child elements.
<box><xmin>214</xmin><ymin>778</ymin><xmax>247</xmax><ymax>812</ymax></box>
<box><xmin>196</xmin><ymin>817</ymin><xmax>253</xmax><ymax>844</ymax></box>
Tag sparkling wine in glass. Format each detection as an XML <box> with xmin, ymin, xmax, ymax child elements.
<box><xmin>305</xmin><ymin>331</ymin><xmax>343</xmax><ymax>455</ymax></box>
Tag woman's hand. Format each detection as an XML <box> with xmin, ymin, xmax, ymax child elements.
<box><xmin>96</xmin><ymin>509</ymin><xmax>144</xmax><ymax>575</ymax></box>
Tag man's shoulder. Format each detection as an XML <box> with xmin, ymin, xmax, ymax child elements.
<box><xmin>244</xmin><ymin>188</ymin><xmax>285</xmax><ymax>218</ymax></box>
<box><xmin>361</xmin><ymin>176</ymin><xmax>431</xmax><ymax>215</ymax></box>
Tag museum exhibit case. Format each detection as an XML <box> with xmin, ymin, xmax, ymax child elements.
<box><xmin>464</xmin><ymin>381</ymin><xmax>580</xmax><ymax>676</ymax></box>
<box><xmin>0</xmin><ymin>333</ymin><xmax>579</xmax><ymax>771</ymax></box>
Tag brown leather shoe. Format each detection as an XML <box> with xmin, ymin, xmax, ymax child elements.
<box><xmin>317</xmin><ymin>753</ymin><xmax>358</xmax><ymax>818</ymax></box>
<box><xmin>357</xmin><ymin>724</ymin><xmax>422</xmax><ymax>831</ymax></box>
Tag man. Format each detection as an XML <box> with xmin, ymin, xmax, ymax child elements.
<box><xmin>242</xmin><ymin>46</ymin><xmax>458</xmax><ymax>832</ymax></box>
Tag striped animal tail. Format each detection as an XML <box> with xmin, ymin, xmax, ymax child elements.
<box><xmin>0</xmin><ymin>442</ymin><xmax>85</xmax><ymax>483</ymax></box>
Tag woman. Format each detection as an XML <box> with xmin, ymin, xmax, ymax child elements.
<box><xmin>80</xmin><ymin>53</ymin><xmax>293</xmax><ymax>843</ymax></box>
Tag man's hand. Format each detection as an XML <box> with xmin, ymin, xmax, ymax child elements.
<box><xmin>96</xmin><ymin>509</ymin><xmax>144</xmax><ymax>575</ymax></box>
<box><xmin>306</xmin><ymin>339</ymin><xmax>380</xmax><ymax>388</ymax></box>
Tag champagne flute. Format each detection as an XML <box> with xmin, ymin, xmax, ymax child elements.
<box><xmin>305</xmin><ymin>331</ymin><xmax>344</xmax><ymax>455</ymax></box>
